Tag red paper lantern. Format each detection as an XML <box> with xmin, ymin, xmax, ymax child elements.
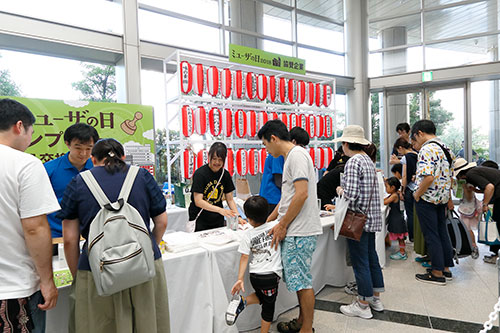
<box><xmin>179</xmin><ymin>61</ymin><xmax>192</xmax><ymax>94</ymax></box>
<box><xmin>220</xmin><ymin>68</ymin><xmax>232</xmax><ymax>98</ymax></box>
<box><xmin>278</xmin><ymin>77</ymin><xmax>287</xmax><ymax>103</ymax></box>
<box><xmin>197</xmin><ymin>149</ymin><xmax>208</xmax><ymax>168</ymax></box>
<box><xmin>307</xmin><ymin>114</ymin><xmax>317</xmax><ymax>138</ymax></box>
<box><xmin>270</xmin><ymin>112</ymin><xmax>279</xmax><ymax>121</ymax></box>
<box><xmin>245</xmin><ymin>72</ymin><xmax>257</xmax><ymax>100</ymax></box>
<box><xmin>236</xmin><ymin>149</ymin><xmax>248</xmax><ymax>176</ymax></box>
<box><xmin>315</xmin><ymin>83</ymin><xmax>322</xmax><ymax>107</ymax></box>
<box><xmin>225</xmin><ymin>148</ymin><xmax>234</xmax><ymax>176</ymax></box>
<box><xmin>222</xmin><ymin>108</ymin><xmax>233</xmax><ymax>137</ymax></box>
<box><xmin>193</xmin><ymin>63</ymin><xmax>204</xmax><ymax>96</ymax></box>
<box><xmin>208</xmin><ymin>107</ymin><xmax>222</xmax><ymax>136</ymax></box>
<box><xmin>279</xmin><ymin>113</ymin><xmax>288</xmax><ymax>128</ymax></box>
<box><xmin>324</xmin><ymin>147</ymin><xmax>334</xmax><ymax>167</ymax></box>
<box><xmin>248</xmin><ymin>148</ymin><xmax>259</xmax><ymax>176</ymax></box>
<box><xmin>289</xmin><ymin>113</ymin><xmax>299</xmax><ymax>129</ymax></box>
<box><xmin>233</xmin><ymin>70</ymin><xmax>245</xmax><ymax>99</ymax></box>
<box><xmin>316</xmin><ymin>115</ymin><xmax>324</xmax><ymax>138</ymax></box>
<box><xmin>268</xmin><ymin>75</ymin><xmax>277</xmax><ymax>102</ymax></box>
<box><xmin>183</xmin><ymin>149</ymin><xmax>196</xmax><ymax>179</ymax></box>
<box><xmin>194</xmin><ymin>106</ymin><xmax>207</xmax><ymax>135</ymax></box>
<box><xmin>257</xmin><ymin>111</ymin><xmax>268</xmax><ymax>131</ymax></box>
<box><xmin>308</xmin><ymin>147</ymin><xmax>315</xmax><ymax>165</ymax></box>
<box><xmin>256</xmin><ymin>74</ymin><xmax>268</xmax><ymax>101</ymax></box>
<box><xmin>297</xmin><ymin>80</ymin><xmax>307</xmax><ymax>104</ymax></box>
<box><xmin>322</xmin><ymin>84</ymin><xmax>333</xmax><ymax>107</ymax></box>
<box><xmin>288</xmin><ymin>78</ymin><xmax>297</xmax><ymax>104</ymax></box>
<box><xmin>299</xmin><ymin>114</ymin><xmax>307</xmax><ymax>128</ymax></box>
<box><xmin>306</xmin><ymin>82</ymin><xmax>315</xmax><ymax>106</ymax></box>
<box><xmin>247</xmin><ymin>110</ymin><xmax>257</xmax><ymax>137</ymax></box>
<box><xmin>234</xmin><ymin>109</ymin><xmax>247</xmax><ymax>138</ymax></box>
<box><xmin>323</xmin><ymin>115</ymin><xmax>333</xmax><ymax>138</ymax></box>
<box><xmin>258</xmin><ymin>149</ymin><xmax>267</xmax><ymax>174</ymax></box>
<box><xmin>181</xmin><ymin>105</ymin><xmax>194</xmax><ymax>137</ymax></box>
<box><xmin>315</xmin><ymin>147</ymin><xmax>325</xmax><ymax>169</ymax></box>
<box><xmin>206</xmin><ymin>66</ymin><xmax>219</xmax><ymax>97</ymax></box>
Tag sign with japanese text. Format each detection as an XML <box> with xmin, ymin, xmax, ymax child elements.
<box><xmin>2</xmin><ymin>97</ymin><xmax>155</xmax><ymax>172</ymax></box>
<box><xmin>229</xmin><ymin>44</ymin><xmax>306</xmax><ymax>75</ymax></box>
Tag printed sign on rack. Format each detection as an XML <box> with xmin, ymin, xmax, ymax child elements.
<box><xmin>229</xmin><ymin>44</ymin><xmax>306</xmax><ymax>75</ymax></box>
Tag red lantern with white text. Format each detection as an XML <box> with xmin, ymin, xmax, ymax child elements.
<box><xmin>324</xmin><ymin>115</ymin><xmax>333</xmax><ymax>138</ymax></box>
<box><xmin>289</xmin><ymin>113</ymin><xmax>299</xmax><ymax>129</ymax></box>
<box><xmin>256</xmin><ymin>74</ymin><xmax>268</xmax><ymax>101</ymax></box>
<box><xmin>234</xmin><ymin>109</ymin><xmax>247</xmax><ymax>138</ymax></box>
<box><xmin>194</xmin><ymin>106</ymin><xmax>207</xmax><ymax>135</ymax></box>
<box><xmin>181</xmin><ymin>105</ymin><xmax>194</xmax><ymax>137</ymax></box>
<box><xmin>270</xmin><ymin>112</ymin><xmax>279</xmax><ymax>121</ymax></box>
<box><xmin>278</xmin><ymin>77</ymin><xmax>287</xmax><ymax>103</ymax></box>
<box><xmin>279</xmin><ymin>113</ymin><xmax>288</xmax><ymax>128</ymax></box>
<box><xmin>322</xmin><ymin>84</ymin><xmax>333</xmax><ymax>107</ymax></box>
<box><xmin>208</xmin><ymin>107</ymin><xmax>222</xmax><ymax>136</ymax></box>
<box><xmin>268</xmin><ymin>75</ymin><xmax>277</xmax><ymax>102</ymax></box>
<box><xmin>308</xmin><ymin>148</ymin><xmax>315</xmax><ymax>165</ymax></box>
<box><xmin>247</xmin><ymin>110</ymin><xmax>257</xmax><ymax>137</ymax></box>
<box><xmin>257</xmin><ymin>111</ymin><xmax>268</xmax><ymax>131</ymax></box>
<box><xmin>222</xmin><ymin>108</ymin><xmax>233</xmax><ymax>137</ymax></box>
<box><xmin>299</xmin><ymin>114</ymin><xmax>307</xmax><ymax>128</ymax></box>
<box><xmin>220</xmin><ymin>68</ymin><xmax>232</xmax><ymax>98</ymax></box>
<box><xmin>225</xmin><ymin>148</ymin><xmax>234</xmax><ymax>176</ymax></box>
<box><xmin>315</xmin><ymin>147</ymin><xmax>325</xmax><ymax>169</ymax></box>
<box><xmin>179</xmin><ymin>61</ymin><xmax>192</xmax><ymax>94</ymax></box>
<box><xmin>306</xmin><ymin>114</ymin><xmax>317</xmax><ymax>138</ymax></box>
<box><xmin>297</xmin><ymin>80</ymin><xmax>307</xmax><ymax>104</ymax></box>
<box><xmin>248</xmin><ymin>148</ymin><xmax>259</xmax><ymax>176</ymax></box>
<box><xmin>193</xmin><ymin>63</ymin><xmax>204</xmax><ymax>96</ymax></box>
<box><xmin>258</xmin><ymin>149</ymin><xmax>267</xmax><ymax>174</ymax></box>
<box><xmin>316</xmin><ymin>115</ymin><xmax>324</xmax><ymax>138</ymax></box>
<box><xmin>324</xmin><ymin>147</ymin><xmax>334</xmax><ymax>167</ymax></box>
<box><xmin>236</xmin><ymin>149</ymin><xmax>248</xmax><ymax>176</ymax></box>
<box><xmin>288</xmin><ymin>78</ymin><xmax>297</xmax><ymax>104</ymax></box>
<box><xmin>315</xmin><ymin>83</ymin><xmax>322</xmax><ymax>107</ymax></box>
<box><xmin>306</xmin><ymin>82</ymin><xmax>315</xmax><ymax>106</ymax></box>
<box><xmin>197</xmin><ymin>149</ymin><xmax>208</xmax><ymax>168</ymax></box>
<box><xmin>233</xmin><ymin>70</ymin><xmax>245</xmax><ymax>99</ymax></box>
<box><xmin>206</xmin><ymin>66</ymin><xmax>219</xmax><ymax>97</ymax></box>
<box><xmin>183</xmin><ymin>149</ymin><xmax>196</xmax><ymax>179</ymax></box>
<box><xmin>245</xmin><ymin>72</ymin><xmax>257</xmax><ymax>100</ymax></box>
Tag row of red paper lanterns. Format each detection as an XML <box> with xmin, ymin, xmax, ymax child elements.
<box><xmin>179</xmin><ymin>61</ymin><xmax>333</xmax><ymax>107</ymax></box>
<box><xmin>183</xmin><ymin>147</ymin><xmax>334</xmax><ymax>179</ymax></box>
<box><xmin>182</xmin><ymin>105</ymin><xmax>334</xmax><ymax>139</ymax></box>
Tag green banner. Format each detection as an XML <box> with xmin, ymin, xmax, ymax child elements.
<box><xmin>1</xmin><ymin>96</ymin><xmax>155</xmax><ymax>174</ymax></box>
<box><xmin>229</xmin><ymin>44</ymin><xmax>306</xmax><ymax>74</ymax></box>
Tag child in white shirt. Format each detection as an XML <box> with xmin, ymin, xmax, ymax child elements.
<box><xmin>226</xmin><ymin>196</ymin><xmax>283</xmax><ymax>332</ymax></box>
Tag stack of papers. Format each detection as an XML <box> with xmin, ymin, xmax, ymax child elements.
<box><xmin>162</xmin><ymin>232</ymin><xmax>200</xmax><ymax>253</ymax></box>
<box><xmin>197</xmin><ymin>229</ymin><xmax>238</xmax><ymax>246</ymax></box>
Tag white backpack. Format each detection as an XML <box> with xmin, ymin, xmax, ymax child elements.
<box><xmin>80</xmin><ymin>166</ymin><xmax>156</xmax><ymax>296</ymax></box>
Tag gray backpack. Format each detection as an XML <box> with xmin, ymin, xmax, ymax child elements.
<box><xmin>80</xmin><ymin>166</ymin><xmax>155</xmax><ymax>296</ymax></box>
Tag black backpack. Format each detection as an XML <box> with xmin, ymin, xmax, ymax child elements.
<box><xmin>446</xmin><ymin>210</ymin><xmax>474</xmax><ymax>263</ymax></box>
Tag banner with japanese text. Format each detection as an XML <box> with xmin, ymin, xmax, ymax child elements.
<box><xmin>1</xmin><ymin>97</ymin><xmax>155</xmax><ymax>174</ymax></box>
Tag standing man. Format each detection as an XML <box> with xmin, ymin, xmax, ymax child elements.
<box><xmin>411</xmin><ymin>120</ymin><xmax>455</xmax><ymax>285</ymax></box>
<box><xmin>258</xmin><ymin>120</ymin><xmax>322</xmax><ymax>333</ymax></box>
<box><xmin>44</xmin><ymin>123</ymin><xmax>99</xmax><ymax>238</ymax></box>
<box><xmin>454</xmin><ymin>158</ymin><xmax>500</xmax><ymax>263</ymax></box>
<box><xmin>259</xmin><ymin>154</ymin><xmax>284</xmax><ymax>217</ymax></box>
<box><xmin>389</xmin><ymin>122</ymin><xmax>411</xmax><ymax>165</ymax></box>
<box><xmin>0</xmin><ymin>98</ymin><xmax>60</xmax><ymax>331</ymax></box>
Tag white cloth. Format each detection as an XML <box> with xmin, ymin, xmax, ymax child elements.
<box><xmin>165</xmin><ymin>206</ymin><xmax>189</xmax><ymax>232</ymax></box>
<box><xmin>238</xmin><ymin>221</ymin><xmax>282</xmax><ymax>277</ymax></box>
<box><xmin>279</xmin><ymin>146</ymin><xmax>322</xmax><ymax>236</ymax></box>
<box><xmin>0</xmin><ymin>144</ymin><xmax>60</xmax><ymax>299</ymax></box>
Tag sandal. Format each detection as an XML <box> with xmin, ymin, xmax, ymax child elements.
<box><xmin>277</xmin><ymin>318</ymin><xmax>302</xmax><ymax>333</ymax></box>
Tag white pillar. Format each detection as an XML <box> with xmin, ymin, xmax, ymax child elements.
<box><xmin>487</xmin><ymin>0</ymin><xmax>500</xmax><ymax>163</ymax></box>
<box><xmin>344</xmin><ymin>0</ymin><xmax>370</xmax><ymax>133</ymax></box>
<box><xmin>229</xmin><ymin>0</ymin><xmax>263</xmax><ymax>50</ymax></box>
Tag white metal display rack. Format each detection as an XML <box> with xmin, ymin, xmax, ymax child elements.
<box><xmin>163</xmin><ymin>50</ymin><xmax>338</xmax><ymax>198</ymax></box>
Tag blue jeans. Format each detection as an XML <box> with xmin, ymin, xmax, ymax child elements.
<box><xmin>403</xmin><ymin>189</ymin><xmax>415</xmax><ymax>241</ymax></box>
<box><xmin>347</xmin><ymin>232</ymin><xmax>384</xmax><ymax>301</ymax></box>
<box><xmin>415</xmin><ymin>199</ymin><xmax>454</xmax><ymax>271</ymax></box>
<box><xmin>28</xmin><ymin>290</ymin><xmax>46</xmax><ymax>333</ymax></box>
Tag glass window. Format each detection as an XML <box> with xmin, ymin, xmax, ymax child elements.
<box><xmin>227</xmin><ymin>32</ymin><xmax>293</xmax><ymax>56</ymax></box>
<box><xmin>368</xmin><ymin>0</ymin><xmax>421</xmax><ymax>20</ymax></box>
<box><xmin>370</xmin><ymin>46</ymin><xmax>423</xmax><ymax>77</ymax></box>
<box><xmin>263</xmin><ymin>4</ymin><xmax>292</xmax><ymax>41</ymax></box>
<box><xmin>425</xmin><ymin>0</ymin><xmax>483</xmax><ymax>9</ymax></box>
<box><xmin>141</xmin><ymin>69</ymin><xmax>167</xmax><ymax>130</ymax></box>
<box><xmin>298</xmin><ymin>48</ymin><xmax>344</xmax><ymax>75</ymax></box>
<box><xmin>1</xmin><ymin>0</ymin><xmax>122</xmax><ymax>34</ymax></box>
<box><xmin>297</xmin><ymin>0</ymin><xmax>344</xmax><ymax>22</ymax></box>
<box><xmin>139</xmin><ymin>0</ymin><xmax>219</xmax><ymax>23</ymax></box>
<box><xmin>471</xmin><ymin>80</ymin><xmax>497</xmax><ymax>163</ymax></box>
<box><xmin>139</xmin><ymin>9</ymin><xmax>221</xmax><ymax>54</ymax></box>
<box><xmin>424</xmin><ymin>2</ymin><xmax>491</xmax><ymax>42</ymax></box>
<box><xmin>369</xmin><ymin>14</ymin><xmax>421</xmax><ymax>51</ymax></box>
<box><xmin>425</xmin><ymin>35</ymin><xmax>497</xmax><ymax>70</ymax></box>
<box><xmin>297</xmin><ymin>15</ymin><xmax>344</xmax><ymax>53</ymax></box>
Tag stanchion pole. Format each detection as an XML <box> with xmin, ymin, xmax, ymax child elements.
<box><xmin>498</xmin><ymin>257</ymin><xmax>499</xmax><ymax>333</ymax></box>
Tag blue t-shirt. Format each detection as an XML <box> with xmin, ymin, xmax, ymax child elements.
<box><xmin>56</xmin><ymin>166</ymin><xmax>166</xmax><ymax>271</ymax></box>
<box><xmin>259</xmin><ymin>155</ymin><xmax>284</xmax><ymax>205</ymax></box>
<box><xmin>44</xmin><ymin>153</ymin><xmax>93</xmax><ymax>238</ymax></box>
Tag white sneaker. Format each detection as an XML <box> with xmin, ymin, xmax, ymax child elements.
<box><xmin>340</xmin><ymin>301</ymin><xmax>373</xmax><ymax>319</ymax></box>
<box><xmin>369</xmin><ymin>297</ymin><xmax>384</xmax><ymax>312</ymax></box>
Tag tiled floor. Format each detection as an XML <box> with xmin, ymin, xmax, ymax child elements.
<box><xmin>244</xmin><ymin>241</ymin><xmax>500</xmax><ymax>332</ymax></box>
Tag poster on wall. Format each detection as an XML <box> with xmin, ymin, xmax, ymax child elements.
<box><xmin>1</xmin><ymin>96</ymin><xmax>156</xmax><ymax>175</ymax></box>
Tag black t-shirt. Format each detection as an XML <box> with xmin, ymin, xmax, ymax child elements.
<box><xmin>404</xmin><ymin>152</ymin><xmax>418</xmax><ymax>185</ymax></box>
<box><xmin>466</xmin><ymin>166</ymin><xmax>500</xmax><ymax>202</ymax></box>
<box><xmin>188</xmin><ymin>164</ymin><xmax>236</xmax><ymax>230</ymax></box>
<box><xmin>317</xmin><ymin>164</ymin><xmax>345</xmax><ymax>207</ymax></box>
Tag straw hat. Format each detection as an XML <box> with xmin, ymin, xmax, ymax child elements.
<box><xmin>333</xmin><ymin>125</ymin><xmax>371</xmax><ymax>145</ymax></box>
<box><xmin>453</xmin><ymin>158</ymin><xmax>476</xmax><ymax>177</ymax></box>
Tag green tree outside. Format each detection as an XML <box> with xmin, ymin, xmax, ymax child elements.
<box><xmin>155</xmin><ymin>128</ymin><xmax>180</xmax><ymax>185</ymax></box>
<box><xmin>72</xmin><ymin>64</ymin><xmax>116</xmax><ymax>102</ymax></box>
<box><xmin>0</xmin><ymin>55</ymin><xmax>22</xmax><ymax>96</ymax></box>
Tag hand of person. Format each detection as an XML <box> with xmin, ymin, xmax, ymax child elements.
<box><xmin>231</xmin><ymin>280</ymin><xmax>245</xmax><ymax>295</ymax></box>
<box><xmin>413</xmin><ymin>192</ymin><xmax>420</xmax><ymax>202</ymax></box>
<box><xmin>219</xmin><ymin>208</ymin><xmax>237</xmax><ymax>218</ymax></box>
<box><xmin>389</xmin><ymin>154</ymin><xmax>399</xmax><ymax>165</ymax></box>
<box><xmin>324</xmin><ymin>204</ymin><xmax>335</xmax><ymax>211</ymax></box>
<box><xmin>447</xmin><ymin>199</ymin><xmax>454</xmax><ymax>211</ymax></box>
<box><xmin>38</xmin><ymin>279</ymin><xmax>58</xmax><ymax>310</ymax></box>
<box><xmin>269</xmin><ymin>222</ymin><xmax>287</xmax><ymax>250</ymax></box>
<box><xmin>336</xmin><ymin>186</ymin><xmax>344</xmax><ymax>197</ymax></box>
<box><xmin>238</xmin><ymin>217</ymin><xmax>246</xmax><ymax>225</ymax></box>
<box><xmin>399</xmin><ymin>191</ymin><xmax>404</xmax><ymax>201</ymax></box>
<box><xmin>483</xmin><ymin>204</ymin><xmax>490</xmax><ymax>213</ymax></box>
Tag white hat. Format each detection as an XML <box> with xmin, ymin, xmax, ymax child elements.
<box><xmin>333</xmin><ymin>125</ymin><xmax>371</xmax><ymax>145</ymax></box>
<box><xmin>453</xmin><ymin>158</ymin><xmax>476</xmax><ymax>177</ymax></box>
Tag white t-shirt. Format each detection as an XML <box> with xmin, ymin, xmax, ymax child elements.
<box><xmin>238</xmin><ymin>220</ymin><xmax>283</xmax><ymax>277</ymax></box>
<box><xmin>0</xmin><ymin>144</ymin><xmax>60</xmax><ymax>299</ymax></box>
<box><xmin>278</xmin><ymin>146</ymin><xmax>322</xmax><ymax>237</ymax></box>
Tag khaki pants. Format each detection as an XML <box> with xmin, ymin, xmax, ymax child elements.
<box><xmin>70</xmin><ymin>259</ymin><xmax>170</xmax><ymax>333</ymax></box>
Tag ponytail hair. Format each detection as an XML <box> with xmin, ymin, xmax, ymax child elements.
<box><xmin>91</xmin><ymin>138</ymin><xmax>127</xmax><ymax>174</ymax></box>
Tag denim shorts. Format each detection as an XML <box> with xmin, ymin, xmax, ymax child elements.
<box><xmin>281</xmin><ymin>236</ymin><xmax>317</xmax><ymax>292</ymax></box>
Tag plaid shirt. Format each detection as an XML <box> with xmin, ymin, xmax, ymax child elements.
<box><xmin>341</xmin><ymin>153</ymin><xmax>383</xmax><ymax>232</ymax></box>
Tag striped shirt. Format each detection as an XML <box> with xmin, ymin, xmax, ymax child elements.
<box><xmin>341</xmin><ymin>153</ymin><xmax>383</xmax><ymax>233</ymax></box>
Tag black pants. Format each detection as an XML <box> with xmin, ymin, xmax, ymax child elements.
<box><xmin>489</xmin><ymin>198</ymin><xmax>500</xmax><ymax>255</ymax></box>
<box><xmin>403</xmin><ymin>189</ymin><xmax>415</xmax><ymax>241</ymax></box>
<box><xmin>250</xmin><ymin>273</ymin><xmax>280</xmax><ymax>322</ymax></box>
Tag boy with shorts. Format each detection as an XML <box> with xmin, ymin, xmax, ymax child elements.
<box><xmin>226</xmin><ymin>196</ymin><xmax>282</xmax><ymax>332</ymax></box>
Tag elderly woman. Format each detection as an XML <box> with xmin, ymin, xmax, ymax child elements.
<box><xmin>334</xmin><ymin>125</ymin><xmax>384</xmax><ymax>320</ymax></box>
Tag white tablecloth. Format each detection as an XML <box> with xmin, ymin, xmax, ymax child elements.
<box><xmin>47</xmin><ymin>215</ymin><xmax>386</xmax><ymax>333</ymax></box>
<box><xmin>166</xmin><ymin>206</ymin><xmax>189</xmax><ymax>232</ymax></box>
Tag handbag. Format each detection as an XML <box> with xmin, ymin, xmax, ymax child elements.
<box><xmin>332</xmin><ymin>172</ymin><xmax>377</xmax><ymax>241</ymax></box>
<box><xmin>186</xmin><ymin>169</ymin><xmax>225</xmax><ymax>233</ymax></box>
<box><xmin>478</xmin><ymin>209</ymin><xmax>500</xmax><ymax>246</ymax></box>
